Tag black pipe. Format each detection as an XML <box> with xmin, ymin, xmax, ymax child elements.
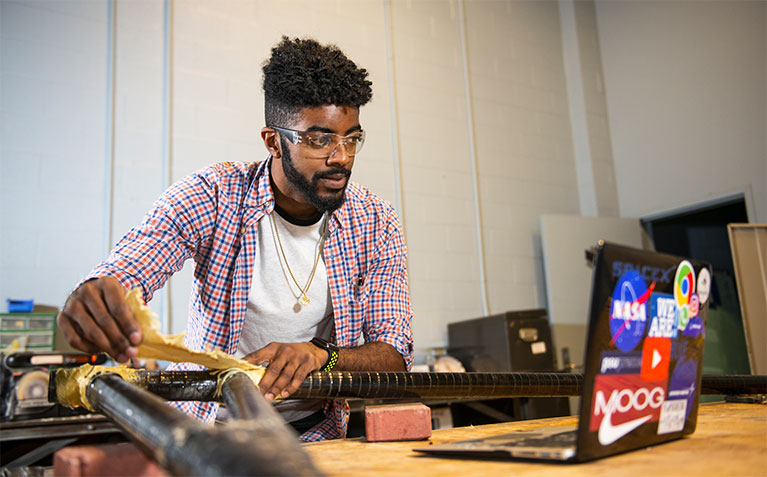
<box><xmin>219</xmin><ymin>371</ymin><xmax>321</xmax><ymax>476</ymax></box>
<box><xmin>86</xmin><ymin>373</ymin><xmax>318</xmax><ymax>476</ymax></box>
<box><xmin>296</xmin><ymin>371</ymin><xmax>583</xmax><ymax>399</ymax></box>
<box><xmin>56</xmin><ymin>371</ymin><xmax>766</xmax><ymax>403</ymax></box>
<box><xmin>699</xmin><ymin>374</ymin><xmax>767</xmax><ymax>395</ymax></box>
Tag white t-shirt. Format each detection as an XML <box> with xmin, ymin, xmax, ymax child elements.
<box><xmin>236</xmin><ymin>208</ymin><xmax>333</xmax><ymax>423</ymax></box>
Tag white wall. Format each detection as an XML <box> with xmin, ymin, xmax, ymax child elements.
<box><xmin>2</xmin><ymin>0</ymin><xmax>763</xmax><ymax>361</ymax></box>
<box><xmin>595</xmin><ymin>0</ymin><xmax>766</xmax><ymax>222</ymax></box>
<box><xmin>1</xmin><ymin>1</ymin><xmax>109</xmax><ymax>307</ymax></box>
<box><xmin>465</xmin><ymin>0</ymin><xmax>582</xmax><ymax>325</ymax></box>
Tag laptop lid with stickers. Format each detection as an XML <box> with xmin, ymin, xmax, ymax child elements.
<box><xmin>575</xmin><ymin>241</ymin><xmax>711</xmax><ymax>462</ymax></box>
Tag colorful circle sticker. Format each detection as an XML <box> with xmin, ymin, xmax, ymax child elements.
<box><xmin>689</xmin><ymin>294</ymin><xmax>700</xmax><ymax>317</ymax></box>
<box><xmin>674</xmin><ymin>260</ymin><xmax>695</xmax><ymax>307</ymax></box>
<box><xmin>697</xmin><ymin>268</ymin><xmax>711</xmax><ymax>305</ymax></box>
<box><xmin>609</xmin><ymin>270</ymin><xmax>650</xmax><ymax>352</ymax></box>
<box><xmin>678</xmin><ymin>304</ymin><xmax>691</xmax><ymax>331</ymax></box>
<box><xmin>675</xmin><ymin>261</ymin><xmax>696</xmax><ymax>331</ymax></box>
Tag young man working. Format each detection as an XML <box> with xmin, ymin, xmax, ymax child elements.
<box><xmin>57</xmin><ymin>37</ymin><xmax>414</xmax><ymax>441</ymax></box>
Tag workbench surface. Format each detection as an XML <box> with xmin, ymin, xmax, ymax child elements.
<box><xmin>303</xmin><ymin>402</ymin><xmax>767</xmax><ymax>476</ymax></box>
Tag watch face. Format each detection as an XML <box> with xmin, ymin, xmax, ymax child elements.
<box><xmin>312</xmin><ymin>337</ymin><xmax>327</xmax><ymax>348</ymax></box>
<box><xmin>313</xmin><ymin>337</ymin><xmax>338</xmax><ymax>351</ymax></box>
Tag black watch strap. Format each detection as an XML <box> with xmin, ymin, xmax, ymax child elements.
<box><xmin>310</xmin><ymin>337</ymin><xmax>339</xmax><ymax>372</ymax></box>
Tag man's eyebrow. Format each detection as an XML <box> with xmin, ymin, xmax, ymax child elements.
<box><xmin>305</xmin><ymin>125</ymin><xmax>362</xmax><ymax>135</ymax></box>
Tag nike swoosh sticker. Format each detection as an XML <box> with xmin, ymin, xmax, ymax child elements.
<box><xmin>598</xmin><ymin>412</ymin><xmax>653</xmax><ymax>445</ymax></box>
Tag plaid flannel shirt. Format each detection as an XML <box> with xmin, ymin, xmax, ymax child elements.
<box><xmin>86</xmin><ymin>158</ymin><xmax>414</xmax><ymax>441</ymax></box>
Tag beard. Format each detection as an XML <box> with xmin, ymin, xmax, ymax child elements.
<box><xmin>280</xmin><ymin>138</ymin><xmax>351</xmax><ymax>212</ymax></box>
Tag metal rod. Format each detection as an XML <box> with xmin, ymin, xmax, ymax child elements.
<box><xmin>699</xmin><ymin>374</ymin><xmax>767</xmax><ymax>395</ymax></box>
<box><xmin>56</xmin><ymin>371</ymin><xmax>766</xmax><ymax>402</ymax></box>
<box><xmin>219</xmin><ymin>371</ymin><xmax>321</xmax><ymax>476</ymax></box>
<box><xmin>86</xmin><ymin>373</ymin><xmax>316</xmax><ymax>476</ymax></box>
<box><xmin>295</xmin><ymin>371</ymin><xmax>583</xmax><ymax>399</ymax></box>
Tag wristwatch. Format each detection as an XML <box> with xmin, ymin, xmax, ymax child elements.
<box><xmin>310</xmin><ymin>337</ymin><xmax>339</xmax><ymax>372</ymax></box>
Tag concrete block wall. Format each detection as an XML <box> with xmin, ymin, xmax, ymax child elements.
<box><xmin>389</xmin><ymin>1</ymin><xmax>483</xmax><ymax>349</ymax></box>
<box><xmin>0</xmin><ymin>0</ymin><xmax>617</xmax><ymax>352</ymax></box>
<box><xmin>573</xmin><ymin>0</ymin><xmax>617</xmax><ymax>218</ymax></box>
<box><xmin>1</xmin><ymin>1</ymin><xmax>108</xmax><ymax>307</ymax></box>
<box><xmin>464</xmin><ymin>1</ymin><xmax>580</xmax><ymax>321</ymax></box>
<box><xmin>7</xmin><ymin>1</ymin><xmax>759</xmax><ymax>359</ymax></box>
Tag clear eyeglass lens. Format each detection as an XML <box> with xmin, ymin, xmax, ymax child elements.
<box><xmin>303</xmin><ymin>132</ymin><xmax>365</xmax><ymax>157</ymax></box>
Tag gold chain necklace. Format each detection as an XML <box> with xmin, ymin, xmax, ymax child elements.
<box><xmin>268</xmin><ymin>211</ymin><xmax>328</xmax><ymax>306</ymax></box>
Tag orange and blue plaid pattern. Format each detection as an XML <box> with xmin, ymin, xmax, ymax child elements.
<box><xmin>86</xmin><ymin>158</ymin><xmax>414</xmax><ymax>441</ymax></box>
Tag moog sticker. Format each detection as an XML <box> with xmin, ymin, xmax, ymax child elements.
<box><xmin>590</xmin><ymin>374</ymin><xmax>666</xmax><ymax>445</ymax></box>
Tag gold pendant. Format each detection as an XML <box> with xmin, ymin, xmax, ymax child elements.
<box><xmin>300</xmin><ymin>295</ymin><xmax>310</xmax><ymax>306</ymax></box>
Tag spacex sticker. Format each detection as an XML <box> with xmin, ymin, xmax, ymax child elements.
<box><xmin>610</xmin><ymin>271</ymin><xmax>654</xmax><ymax>352</ymax></box>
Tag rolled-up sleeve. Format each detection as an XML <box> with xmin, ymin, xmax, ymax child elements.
<box><xmin>362</xmin><ymin>207</ymin><xmax>414</xmax><ymax>370</ymax></box>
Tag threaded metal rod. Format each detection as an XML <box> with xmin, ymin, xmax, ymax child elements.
<box><xmin>57</xmin><ymin>371</ymin><xmax>766</xmax><ymax>403</ymax></box>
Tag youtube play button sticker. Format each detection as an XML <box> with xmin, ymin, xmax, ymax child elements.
<box><xmin>641</xmin><ymin>337</ymin><xmax>671</xmax><ymax>382</ymax></box>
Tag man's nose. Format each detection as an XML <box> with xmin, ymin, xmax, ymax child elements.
<box><xmin>326</xmin><ymin>142</ymin><xmax>352</xmax><ymax>166</ymax></box>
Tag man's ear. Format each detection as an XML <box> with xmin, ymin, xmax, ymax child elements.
<box><xmin>260</xmin><ymin>127</ymin><xmax>281</xmax><ymax>159</ymax></box>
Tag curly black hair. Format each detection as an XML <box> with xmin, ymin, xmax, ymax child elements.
<box><xmin>263</xmin><ymin>36</ymin><xmax>373</xmax><ymax>127</ymax></box>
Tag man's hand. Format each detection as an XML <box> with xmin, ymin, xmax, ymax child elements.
<box><xmin>243</xmin><ymin>342</ymin><xmax>327</xmax><ymax>402</ymax></box>
<box><xmin>57</xmin><ymin>276</ymin><xmax>142</xmax><ymax>363</ymax></box>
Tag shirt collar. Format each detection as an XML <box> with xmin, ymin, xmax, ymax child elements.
<box><xmin>249</xmin><ymin>155</ymin><xmax>350</xmax><ymax>233</ymax></box>
<box><xmin>245</xmin><ymin>156</ymin><xmax>275</xmax><ymax>212</ymax></box>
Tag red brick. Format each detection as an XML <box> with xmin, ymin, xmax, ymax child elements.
<box><xmin>364</xmin><ymin>403</ymin><xmax>432</xmax><ymax>442</ymax></box>
<box><xmin>54</xmin><ymin>442</ymin><xmax>166</xmax><ymax>477</ymax></box>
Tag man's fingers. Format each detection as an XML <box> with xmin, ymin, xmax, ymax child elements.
<box><xmin>244</xmin><ymin>345</ymin><xmax>275</xmax><ymax>367</ymax></box>
<box><xmin>266</xmin><ymin>361</ymin><xmax>299</xmax><ymax>399</ymax></box>
<box><xmin>57</xmin><ymin>312</ymin><xmax>100</xmax><ymax>355</ymax></box>
<box><xmin>60</xmin><ymin>300</ymin><xmax>114</xmax><ymax>357</ymax></box>
<box><xmin>260</xmin><ymin>359</ymin><xmax>286</xmax><ymax>399</ymax></box>
<box><xmin>247</xmin><ymin>342</ymin><xmax>323</xmax><ymax>400</ymax></box>
<box><xmin>80</xmin><ymin>288</ymin><xmax>133</xmax><ymax>359</ymax></box>
<box><xmin>246</xmin><ymin>343</ymin><xmax>281</xmax><ymax>395</ymax></box>
<box><xmin>280</xmin><ymin>361</ymin><xmax>314</xmax><ymax>398</ymax></box>
<box><xmin>101</xmin><ymin>277</ymin><xmax>141</xmax><ymax>346</ymax></box>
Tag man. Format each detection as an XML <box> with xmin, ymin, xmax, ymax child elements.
<box><xmin>57</xmin><ymin>37</ymin><xmax>414</xmax><ymax>441</ymax></box>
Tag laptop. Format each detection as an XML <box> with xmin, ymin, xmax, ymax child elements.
<box><xmin>414</xmin><ymin>241</ymin><xmax>712</xmax><ymax>462</ymax></box>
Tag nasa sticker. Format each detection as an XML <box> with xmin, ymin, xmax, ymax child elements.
<box><xmin>674</xmin><ymin>261</ymin><xmax>696</xmax><ymax>331</ymax></box>
<box><xmin>610</xmin><ymin>270</ymin><xmax>652</xmax><ymax>352</ymax></box>
<box><xmin>697</xmin><ymin>268</ymin><xmax>711</xmax><ymax>305</ymax></box>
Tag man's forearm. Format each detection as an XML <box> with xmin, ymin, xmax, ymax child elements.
<box><xmin>336</xmin><ymin>341</ymin><xmax>406</xmax><ymax>372</ymax></box>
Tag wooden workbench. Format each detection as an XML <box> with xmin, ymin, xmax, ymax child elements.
<box><xmin>303</xmin><ymin>402</ymin><xmax>767</xmax><ymax>476</ymax></box>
